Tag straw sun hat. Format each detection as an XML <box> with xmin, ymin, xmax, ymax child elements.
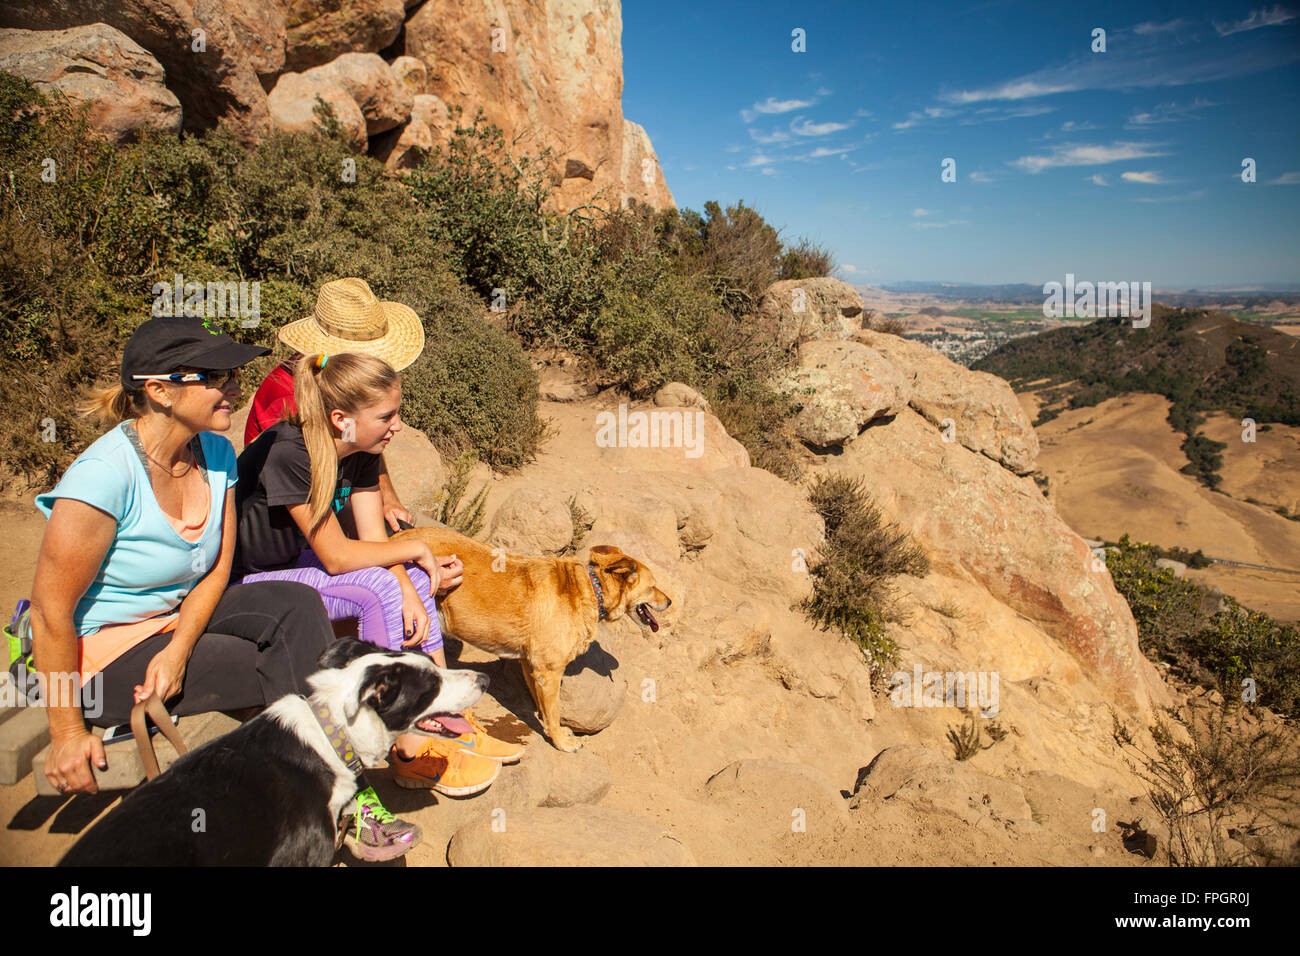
<box><xmin>277</xmin><ymin>277</ymin><xmax>425</xmax><ymax>371</ymax></box>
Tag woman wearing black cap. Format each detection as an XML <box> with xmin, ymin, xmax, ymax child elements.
<box><xmin>28</xmin><ymin>317</ymin><xmax>339</xmax><ymax>799</ymax></box>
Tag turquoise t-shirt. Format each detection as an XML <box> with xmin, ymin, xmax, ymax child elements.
<box><xmin>34</xmin><ymin>423</ymin><xmax>238</xmax><ymax>636</ymax></box>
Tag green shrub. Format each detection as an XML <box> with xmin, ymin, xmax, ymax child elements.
<box><xmin>0</xmin><ymin>74</ymin><xmax>545</xmax><ymax>486</ymax></box>
<box><xmin>777</xmin><ymin>238</ymin><xmax>835</xmax><ymax>280</ymax></box>
<box><xmin>1107</xmin><ymin>535</ymin><xmax>1300</xmax><ymax>717</ymax></box>
<box><xmin>800</xmin><ymin>474</ymin><xmax>930</xmax><ymax>674</ymax></box>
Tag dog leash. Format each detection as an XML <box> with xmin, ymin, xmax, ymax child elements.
<box><xmin>130</xmin><ymin>695</ymin><xmax>189</xmax><ymax>780</ymax></box>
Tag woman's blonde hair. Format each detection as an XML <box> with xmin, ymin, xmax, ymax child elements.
<box><xmin>292</xmin><ymin>352</ymin><xmax>400</xmax><ymax>532</ymax></box>
<box><xmin>77</xmin><ymin>384</ymin><xmax>147</xmax><ymax>426</ymax></box>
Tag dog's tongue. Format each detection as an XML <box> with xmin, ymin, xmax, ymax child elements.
<box><xmin>427</xmin><ymin>714</ymin><xmax>473</xmax><ymax>735</ymax></box>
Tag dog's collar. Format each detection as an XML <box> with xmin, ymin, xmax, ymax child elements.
<box><xmin>306</xmin><ymin>696</ymin><xmax>364</xmax><ymax>775</ymax></box>
<box><xmin>586</xmin><ymin>563</ymin><xmax>607</xmax><ymax>620</ymax></box>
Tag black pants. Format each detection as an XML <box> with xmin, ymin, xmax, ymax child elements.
<box><xmin>88</xmin><ymin>581</ymin><xmax>335</xmax><ymax>728</ymax></box>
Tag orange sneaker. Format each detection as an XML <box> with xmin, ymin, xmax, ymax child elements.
<box><xmin>391</xmin><ymin>738</ymin><xmax>500</xmax><ymax>797</ymax></box>
<box><xmin>441</xmin><ymin>707</ymin><xmax>524</xmax><ymax>764</ymax></box>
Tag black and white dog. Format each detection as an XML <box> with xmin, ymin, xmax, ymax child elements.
<box><xmin>59</xmin><ymin>639</ymin><xmax>487</xmax><ymax>867</ymax></box>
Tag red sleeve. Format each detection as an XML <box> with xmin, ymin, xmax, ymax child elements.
<box><xmin>244</xmin><ymin>366</ymin><xmax>297</xmax><ymax>445</ymax></box>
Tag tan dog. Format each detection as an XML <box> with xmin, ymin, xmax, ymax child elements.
<box><xmin>391</xmin><ymin>526</ymin><xmax>672</xmax><ymax>751</ymax></box>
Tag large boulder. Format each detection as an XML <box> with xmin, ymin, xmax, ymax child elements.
<box><xmin>446</xmin><ymin>806</ymin><xmax>695</xmax><ymax>866</ymax></box>
<box><xmin>309</xmin><ymin>52</ymin><xmax>411</xmax><ymax>136</ymax></box>
<box><xmin>857</xmin><ymin>329</ymin><xmax>1039</xmax><ymax>475</ymax></box>
<box><xmin>779</xmin><ymin>339</ymin><xmax>910</xmax><ymax>447</ymax></box>
<box><xmin>758</xmin><ymin>277</ymin><xmax>866</xmax><ymax>349</ymax></box>
<box><xmin>0</xmin><ymin>0</ymin><xmax>272</xmax><ymax>141</ymax></box>
<box><xmin>283</xmin><ymin>0</ymin><xmax>405</xmax><ymax>72</ymax></box>
<box><xmin>0</xmin><ymin>25</ymin><xmax>182</xmax><ymax>142</ymax></box>
<box><xmin>834</xmin><ymin>406</ymin><xmax>1155</xmax><ymax>713</ymax></box>
<box><xmin>267</xmin><ymin>69</ymin><xmax>367</xmax><ymax>151</ymax></box>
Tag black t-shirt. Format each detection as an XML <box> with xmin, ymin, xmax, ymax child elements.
<box><xmin>232</xmin><ymin>421</ymin><xmax>382</xmax><ymax>578</ymax></box>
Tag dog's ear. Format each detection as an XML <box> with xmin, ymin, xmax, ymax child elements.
<box><xmin>348</xmin><ymin>663</ymin><xmax>405</xmax><ymax>724</ymax></box>
<box><xmin>590</xmin><ymin>547</ymin><xmax>638</xmax><ymax>580</ymax></box>
<box><xmin>318</xmin><ymin>638</ymin><xmax>374</xmax><ymax>670</ymax></box>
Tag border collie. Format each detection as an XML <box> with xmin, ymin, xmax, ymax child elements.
<box><xmin>59</xmin><ymin>639</ymin><xmax>487</xmax><ymax>867</ymax></box>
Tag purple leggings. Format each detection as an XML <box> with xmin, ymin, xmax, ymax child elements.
<box><xmin>239</xmin><ymin>550</ymin><xmax>443</xmax><ymax>655</ymax></box>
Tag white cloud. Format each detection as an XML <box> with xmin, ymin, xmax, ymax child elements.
<box><xmin>1214</xmin><ymin>5</ymin><xmax>1297</xmax><ymax>36</ymax></box>
<box><xmin>839</xmin><ymin>264</ymin><xmax>858</xmax><ymax>273</ymax></box>
<box><xmin>790</xmin><ymin>116</ymin><xmax>851</xmax><ymax>136</ymax></box>
<box><xmin>1268</xmin><ymin>171</ymin><xmax>1300</xmax><ymax>184</ymax></box>
<box><xmin>912</xmin><ymin>208</ymin><xmax>931</xmax><ymax>217</ymax></box>
<box><xmin>943</xmin><ymin>79</ymin><xmax>1075</xmax><ymax>105</ymax></box>
<box><xmin>1089</xmin><ymin>174</ymin><xmax>1110</xmax><ymax>186</ymax></box>
<box><xmin>1121</xmin><ymin>170</ymin><xmax>1168</xmax><ymax>184</ymax></box>
<box><xmin>1133</xmin><ymin>18</ymin><xmax>1187</xmax><ymax>34</ymax></box>
<box><xmin>745</xmin><ymin>153</ymin><xmax>776</xmax><ymax>167</ymax></box>
<box><xmin>913</xmin><ymin>219</ymin><xmax>969</xmax><ymax>229</ymax></box>
<box><xmin>855</xmin><ymin>108</ymin><xmax>873</xmax><ymax>118</ymax></box>
<box><xmin>1010</xmin><ymin>141</ymin><xmax>1168</xmax><ymax>173</ymax></box>
<box><xmin>1131</xmin><ymin>190</ymin><xmax>1206</xmax><ymax>203</ymax></box>
<box><xmin>893</xmin><ymin>106</ymin><xmax>957</xmax><ymax>129</ymax></box>
<box><xmin>1126</xmin><ymin>98</ymin><xmax>1218</xmax><ymax>127</ymax></box>
<box><xmin>748</xmin><ymin>128</ymin><xmax>791</xmax><ymax>145</ymax></box>
<box><xmin>969</xmin><ymin>170</ymin><xmax>993</xmax><ymax>182</ymax></box>
<box><xmin>741</xmin><ymin>96</ymin><xmax>817</xmax><ymax>123</ymax></box>
<box><xmin>816</xmin><ymin>87</ymin><xmax>833</xmax><ymax>97</ymax></box>
<box><xmin>761</xmin><ymin>167</ymin><xmax>778</xmax><ymax>176</ymax></box>
<box><xmin>806</xmin><ymin>145</ymin><xmax>855</xmax><ymax>158</ymax></box>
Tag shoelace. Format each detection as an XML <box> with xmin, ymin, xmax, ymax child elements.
<box><xmin>352</xmin><ymin>787</ymin><xmax>396</xmax><ymax>839</ymax></box>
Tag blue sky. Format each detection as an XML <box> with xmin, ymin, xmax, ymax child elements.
<box><xmin>620</xmin><ymin>1</ymin><xmax>1300</xmax><ymax>289</ymax></box>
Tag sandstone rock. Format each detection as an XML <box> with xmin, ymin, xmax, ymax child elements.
<box><xmin>850</xmin><ymin>745</ymin><xmax>1032</xmax><ymax>828</ymax></box>
<box><xmin>559</xmin><ymin>640</ymin><xmax>627</xmax><ymax>734</ymax></box>
<box><xmin>410</xmin><ymin>93</ymin><xmax>451</xmax><ymax>142</ymax></box>
<box><xmin>283</xmin><ymin>0</ymin><xmax>405</xmax><ymax>72</ymax></box>
<box><xmin>1155</xmin><ymin>558</ymin><xmax>1187</xmax><ymax>577</ymax></box>
<box><xmin>540</xmin><ymin>747</ymin><xmax>612</xmax><ymax>807</ymax></box>
<box><xmin>447</xmin><ymin>806</ymin><xmax>695</xmax><ymax>866</ymax></box>
<box><xmin>779</xmin><ymin>339</ymin><xmax>910</xmax><ymax>447</ymax></box>
<box><xmin>380</xmin><ymin>420</ymin><xmax>447</xmax><ymax>510</ymax></box>
<box><xmin>488</xmin><ymin>486</ymin><xmax>573</xmax><ymax>555</ymax></box>
<box><xmin>310</xmin><ymin>52</ymin><xmax>411</xmax><ymax>136</ymax></box>
<box><xmin>758</xmin><ymin>277</ymin><xmax>866</xmax><ymax>349</ymax></box>
<box><xmin>835</xmin><ymin>406</ymin><xmax>1155</xmax><ymax>713</ymax></box>
<box><xmin>226</xmin><ymin>0</ymin><xmax>286</xmax><ymax>77</ymax></box>
<box><xmin>483</xmin><ymin>747</ymin><xmax>554</xmax><ymax>810</ymax></box>
<box><xmin>389</xmin><ymin>54</ymin><xmax>427</xmax><ymax>95</ymax></box>
<box><xmin>704</xmin><ymin>759</ymin><xmax>849</xmax><ymax>838</ymax></box>
<box><xmin>267</xmin><ymin>70</ymin><xmax>367</xmax><ymax>151</ymax></box>
<box><xmin>653</xmin><ymin>382</ymin><xmax>712</xmax><ymax>415</ymax></box>
<box><xmin>405</xmin><ymin>0</ymin><xmax>669</xmax><ymax>214</ymax></box>
<box><xmin>0</xmin><ymin>0</ymin><xmax>272</xmax><ymax>140</ymax></box>
<box><xmin>0</xmin><ymin>25</ymin><xmax>182</xmax><ymax>142</ymax></box>
<box><xmin>370</xmin><ymin>114</ymin><xmax>432</xmax><ymax>172</ymax></box>
<box><xmin>856</xmin><ymin>329</ymin><xmax>1040</xmax><ymax>474</ymax></box>
<box><xmin>620</xmin><ymin>117</ymin><xmax>675</xmax><ymax>210</ymax></box>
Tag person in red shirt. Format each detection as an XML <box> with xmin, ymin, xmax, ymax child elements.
<box><xmin>246</xmin><ymin>279</ymin><xmax>423</xmax><ymax>532</ymax></box>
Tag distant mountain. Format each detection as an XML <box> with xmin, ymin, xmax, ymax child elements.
<box><xmin>974</xmin><ymin>304</ymin><xmax>1300</xmax><ymax>486</ymax></box>
<box><xmin>866</xmin><ymin>282</ymin><xmax>1300</xmax><ymax>309</ymax></box>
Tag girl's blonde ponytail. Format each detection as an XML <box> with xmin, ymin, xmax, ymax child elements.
<box><xmin>291</xmin><ymin>352</ymin><xmax>400</xmax><ymax>532</ymax></box>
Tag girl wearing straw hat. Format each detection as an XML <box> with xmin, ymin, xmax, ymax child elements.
<box><xmin>244</xmin><ymin>277</ymin><xmax>422</xmax><ymax>533</ymax></box>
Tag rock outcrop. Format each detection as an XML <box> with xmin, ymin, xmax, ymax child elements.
<box><xmin>779</xmin><ymin>339</ymin><xmax>911</xmax><ymax>447</ymax></box>
<box><xmin>0</xmin><ymin>25</ymin><xmax>182</xmax><ymax>142</ymax></box>
<box><xmin>0</xmin><ymin>0</ymin><xmax>673</xmax><ymax>211</ymax></box>
<box><xmin>758</xmin><ymin>277</ymin><xmax>867</xmax><ymax>349</ymax></box>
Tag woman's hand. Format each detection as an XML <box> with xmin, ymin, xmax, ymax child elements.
<box><xmin>398</xmin><ymin>580</ymin><xmax>430</xmax><ymax>648</ymax></box>
<box><xmin>44</xmin><ymin>730</ymin><xmax>107</xmax><ymax>796</ymax></box>
<box><xmin>134</xmin><ymin>643</ymin><xmax>188</xmax><ymax>705</ymax></box>
<box><xmin>434</xmin><ymin>554</ymin><xmax>463</xmax><ymax>598</ymax></box>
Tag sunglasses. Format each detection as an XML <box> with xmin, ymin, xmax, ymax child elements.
<box><xmin>132</xmin><ymin>369</ymin><xmax>240</xmax><ymax>389</ymax></box>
